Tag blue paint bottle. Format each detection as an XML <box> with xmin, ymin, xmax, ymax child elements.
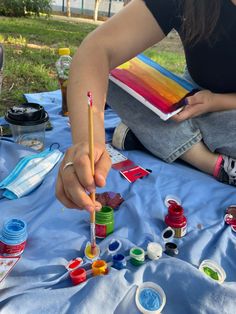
<box><xmin>0</xmin><ymin>219</ymin><xmax>27</xmax><ymax>256</ymax></box>
<box><xmin>112</xmin><ymin>254</ymin><xmax>126</xmax><ymax>270</ymax></box>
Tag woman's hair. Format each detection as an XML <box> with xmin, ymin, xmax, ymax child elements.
<box><xmin>182</xmin><ymin>0</ymin><xmax>222</xmax><ymax>45</ymax></box>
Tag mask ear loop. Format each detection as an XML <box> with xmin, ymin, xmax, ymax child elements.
<box><xmin>49</xmin><ymin>142</ymin><xmax>60</xmax><ymax>151</ymax></box>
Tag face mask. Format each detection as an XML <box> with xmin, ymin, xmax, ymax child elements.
<box><xmin>0</xmin><ymin>148</ymin><xmax>62</xmax><ymax>199</ymax></box>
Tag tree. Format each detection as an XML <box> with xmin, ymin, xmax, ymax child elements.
<box><xmin>93</xmin><ymin>0</ymin><xmax>101</xmax><ymax>21</ymax></box>
<box><xmin>66</xmin><ymin>0</ymin><xmax>71</xmax><ymax>17</ymax></box>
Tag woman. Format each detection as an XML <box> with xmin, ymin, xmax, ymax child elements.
<box><xmin>56</xmin><ymin>0</ymin><xmax>236</xmax><ymax>211</ymax></box>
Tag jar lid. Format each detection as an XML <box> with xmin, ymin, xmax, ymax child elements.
<box><xmin>161</xmin><ymin>227</ymin><xmax>175</xmax><ymax>242</ymax></box>
<box><xmin>59</xmin><ymin>48</ymin><xmax>70</xmax><ymax>56</ymax></box>
<box><xmin>107</xmin><ymin>239</ymin><xmax>122</xmax><ymax>254</ymax></box>
<box><xmin>66</xmin><ymin>257</ymin><xmax>83</xmax><ymax>271</ymax></box>
<box><xmin>164</xmin><ymin>195</ymin><xmax>181</xmax><ymax>207</ymax></box>
<box><xmin>5</xmin><ymin>103</ymin><xmax>49</xmax><ymax>126</ymax></box>
<box><xmin>224</xmin><ymin>205</ymin><xmax>236</xmax><ymax>226</ymax></box>
<box><xmin>84</xmin><ymin>242</ymin><xmax>100</xmax><ymax>261</ymax></box>
<box><xmin>199</xmin><ymin>259</ymin><xmax>226</xmax><ymax>284</ymax></box>
<box><xmin>135</xmin><ymin>282</ymin><xmax>166</xmax><ymax>314</ymax></box>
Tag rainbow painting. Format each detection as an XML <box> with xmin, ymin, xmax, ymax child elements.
<box><xmin>109</xmin><ymin>54</ymin><xmax>196</xmax><ymax>120</ymax></box>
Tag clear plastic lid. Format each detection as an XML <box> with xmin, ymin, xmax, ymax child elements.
<box><xmin>199</xmin><ymin>259</ymin><xmax>226</xmax><ymax>284</ymax></box>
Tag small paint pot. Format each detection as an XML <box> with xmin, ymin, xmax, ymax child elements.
<box><xmin>112</xmin><ymin>254</ymin><xmax>126</xmax><ymax>270</ymax></box>
<box><xmin>161</xmin><ymin>227</ymin><xmax>175</xmax><ymax>242</ymax></box>
<box><xmin>66</xmin><ymin>257</ymin><xmax>83</xmax><ymax>271</ymax></box>
<box><xmin>107</xmin><ymin>239</ymin><xmax>122</xmax><ymax>255</ymax></box>
<box><xmin>199</xmin><ymin>259</ymin><xmax>226</xmax><ymax>284</ymax></box>
<box><xmin>0</xmin><ymin>218</ymin><xmax>27</xmax><ymax>257</ymax></box>
<box><xmin>95</xmin><ymin>206</ymin><xmax>114</xmax><ymax>238</ymax></box>
<box><xmin>147</xmin><ymin>242</ymin><xmax>162</xmax><ymax>260</ymax></box>
<box><xmin>164</xmin><ymin>242</ymin><xmax>178</xmax><ymax>257</ymax></box>
<box><xmin>84</xmin><ymin>242</ymin><xmax>100</xmax><ymax>261</ymax></box>
<box><xmin>92</xmin><ymin>260</ymin><xmax>108</xmax><ymax>276</ymax></box>
<box><xmin>135</xmin><ymin>282</ymin><xmax>166</xmax><ymax>314</ymax></box>
<box><xmin>70</xmin><ymin>268</ymin><xmax>87</xmax><ymax>285</ymax></box>
<box><xmin>130</xmin><ymin>247</ymin><xmax>145</xmax><ymax>266</ymax></box>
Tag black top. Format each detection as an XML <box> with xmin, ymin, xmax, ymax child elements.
<box><xmin>144</xmin><ymin>0</ymin><xmax>236</xmax><ymax>93</ymax></box>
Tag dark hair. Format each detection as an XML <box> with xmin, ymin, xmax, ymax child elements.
<box><xmin>182</xmin><ymin>0</ymin><xmax>222</xmax><ymax>45</ymax></box>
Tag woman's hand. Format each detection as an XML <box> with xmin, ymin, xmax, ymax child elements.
<box><xmin>56</xmin><ymin>142</ymin><xmax>112</xmax><ymax>212</ymax></box>
<box><xmin>172</xmin><ymin>90</ymin><xmax>216</xmax><ymax>122</ymax></box>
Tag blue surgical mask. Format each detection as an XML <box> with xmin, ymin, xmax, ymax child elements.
<box><xmin>0</xmin><ymin>148</ymin><xmax>62</xmax><ymax>199</ymax></box>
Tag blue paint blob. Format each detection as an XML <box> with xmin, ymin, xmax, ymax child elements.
<box><xmin>139</xmin><ymin>288</ymin><xmax>161</xmax><ymax>311</ymax></box>
<box><xmin>108</xmin><ymin>240</ymin><xmax>120</xmax><ymax>252</ymax></box>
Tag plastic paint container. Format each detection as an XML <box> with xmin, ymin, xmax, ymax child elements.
<box><xmin>108</xmin><ymin>239</ymin><xmax>122</xmax><ymax>255</ymax></box>
<box><xmin>165</xmin><ymin>203</ymin><xmax>187</xmax><ymax>238</ymax></box>
<box><xmin>95</xmin><ymin>206</ymin><xmax>114</xmax><ymax>238</ymax></box>
<box><xmin>0</xmin><ymin>219</ymin><xmax>27</xmax><ymax>257</ymax></box>
<box><xmin>130</xmin><ymin>247</ymin><xmax>145</xmax><ymax>266</ymax></box>
<box><xmin>161</xmin><ymin>227</ymin><xmax>175</xmax><ymax>242</ymax></box>
<box><xmin>147</xmin><ymin>242</ymin><xmax>163</xmax><ymax>260</ymax></box>
<box><xmin>84</xmin><ymin>242</ymin><xmax>100</xmax><ymax>261</ymax></box>
<box><xmin>70</xmin><ymin>268</ymin><xmax>87</xmax><ymax>285</ymax></box>
<box><xmin>66</xmin><ymin>257</ymin><xmax>83</xmax><ymax>271</ymax></box>
<box><xmin>164</xmin><ymin>242</ymin><xmax>179</xmax><ymax>257</ymax></box>
<box><xmin>135</xmin><ymin>282</ymin><xmax>166</xmax><ymax>314</ymax></box>
<box><xmin>199</xmin><ymin>259</ymin><xmax>226</xmax><ymax>284</ymax></box>
<box><xmin>92</xmin><ymin>260</ymin><xmax>108</xmax><ymax>276</ymax></box>
<box><xmin>164</xmin><ymin>195</ymin><xmax>181</xmax><ymax>208</ymax></box>
<box><xmin>112</xmin><ymin>254</ymin><xmax>126</xmax><ymax>270</ymax></box>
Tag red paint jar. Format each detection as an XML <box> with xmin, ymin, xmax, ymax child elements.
<box><xmin>165</xmin><ymin>203</ymin><xmax>187</xmax><ymax>238</ymax></box>
<box><xmin>70</xmin><ymin>268</ymin><xmax>87</xmax><ymax>285</ymax></box>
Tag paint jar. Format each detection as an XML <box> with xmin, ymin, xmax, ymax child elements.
<box><xmin>0</xmin><ymin>218</ymin><xmax>27</xmax><ymax>257</ymax></box>
<box><xmin>135</xmin><ymin>282</ymin><xmax>166</xmax><ymax>314</ymax></box>
<box><xmin>130</xmin><ymin>247</ymin><xmax>145</xmax><ymax>266</ymax></box>
<box><xmin>112</xmin><ymin>254</ymin><xmax>126</xmax><ymax>270</ymax></box>
<box><xmin>95</xmin><ymin>206</ymin><xmax>114</xmax><ymax>238</ymax></box>
<box><xmin>147</xmin><ymin>242</ymin><xmax>163</xmax><ymax>260</ymax></box>
<box><xmin>164</xmin><ymin>242</ymin><xmax>179</xmax><ymax>257</ymax></box>
<box><xmin>199</xmin><ymin>259</ymin><xmax>226</xmax><ymax>284</ymax></box>
<box><xmin>107</xmin><ymin>239</ymin><xmax>122</xmax><ymax>255</ymax></box>
<box><xmin>165</xmin><ymin>203</ymin><xmax>187</xmax><ymax>238</ymax></box>
<box><xmin>70</xmin><ymin>268</ymin><xmax>87</xmax><ymax>285</ymax></box>
<box><xmin>92</xmin><ymin>260</ymin><xmax>108</xmax><ymax>276</ymax></box>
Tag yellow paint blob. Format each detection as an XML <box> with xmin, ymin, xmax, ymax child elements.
<box><xmin>84</xmin><ymin>243</ymin><xmax>99</xmax><ymax>260</ymax></box>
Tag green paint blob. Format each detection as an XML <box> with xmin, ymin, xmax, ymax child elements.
<box><xmin>203</xmin><ymin>266</ymin><xmax>219</xmax><ymax>281</ymax></box>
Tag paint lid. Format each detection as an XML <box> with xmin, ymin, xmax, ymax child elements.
<box><xmin>135</xmin><ymin>282</ymin><xmax>166</xmax><ymax>314</ymax></box>
<box><xmin>107</xmin><ymin>239</ymin><xmax>122</xmax><ymax>254</ymax></box>
<box><xmin>224</xmin><ymin>205</ymin><xmax>236</xmax><ymax>227</ymax></box>
<box><xmin>199</xmin><ymin>259</ymin><xmax>226</xmax><ymax>284</ymax></box>
<box><xmin>164</xmin><ymin>195</ymin><xmax>181</xmax><ymax>208</ymax></box>
<box><xmin>147</xmin><ymin>242</ymin><xmax>163</xmax><ymax>260</ymax></box>
<box><xmin>84</xmin><ymin>242</ymin><xmax>100</xmax><ymax>261</ymax></box>
<box><xmin>66</xmin><ymin>257</ymin><xmax>83</xmax><ymax>271</ymax></box>
<box><xmin>161</xmin><ymin>227</ymin><xmax>175</xmax><ymax>242</ymax></box>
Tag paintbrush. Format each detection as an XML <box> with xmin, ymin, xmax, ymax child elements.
<box><xmin>87</xmin><ymin>91</ymin><xmax>97</xmax><ymax>256</ymax></box>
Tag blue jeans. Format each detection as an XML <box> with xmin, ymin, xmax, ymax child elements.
<box><xmin>107</xmin><ymin>71</ymin><xmax>236</xmax><ymax>162</ymax></box>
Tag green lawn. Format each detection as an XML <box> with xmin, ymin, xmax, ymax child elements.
<box><xmin>0</xmin><ymin>16</ymin><xmax>185</xmax><ymax>116</ymax></box>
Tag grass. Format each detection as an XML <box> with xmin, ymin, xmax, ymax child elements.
<box><xmin>0</xmin><ymin>16</ymin><xmax>185</xmax><ymax>116</ymax></box>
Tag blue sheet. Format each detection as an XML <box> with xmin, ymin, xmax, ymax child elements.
<box><xmin>0</xmin><ymin>90</ymin><xmax>235</xmax><ymax>314</ymax></box>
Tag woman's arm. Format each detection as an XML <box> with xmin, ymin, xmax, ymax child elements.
<box><xmin>56</xmin><ymin>0</ymin><xmax>165</xmax><ymax>210</ymax></box>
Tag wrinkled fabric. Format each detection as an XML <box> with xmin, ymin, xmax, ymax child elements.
<box><xmin>0</xmin><ymin>90</ymin><xmax>235</xmax><ymax>314</ymax></box>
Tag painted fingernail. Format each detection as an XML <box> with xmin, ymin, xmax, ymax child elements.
<box><xmin>184</xmin><ymin>98</ymin><xmax>189</xmax><ymax>105</ymax></box>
